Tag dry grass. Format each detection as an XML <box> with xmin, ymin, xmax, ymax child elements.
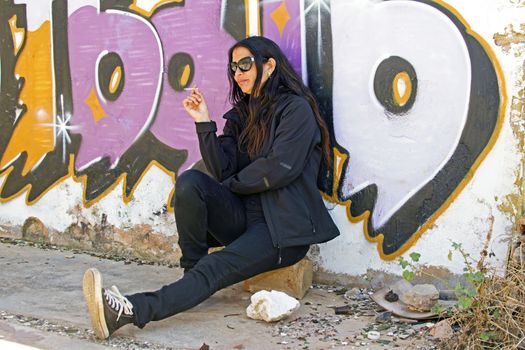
<box><xmin>443</xmin><ymin>245</ymin><xmax>524</xmax><ymax>349</ymax></box>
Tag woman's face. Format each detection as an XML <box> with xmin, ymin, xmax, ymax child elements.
<box><xmin>231</xmin><ymin>46</ymin><xmax>273</xmax><ymax>95</ymax></box>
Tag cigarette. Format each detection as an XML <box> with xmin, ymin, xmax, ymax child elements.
<box><xmin>184</xmin><ymin>87</ymin><xmax>197</xmax><ymax>91</ymax></box>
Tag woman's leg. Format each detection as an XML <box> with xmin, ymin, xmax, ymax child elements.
<box><xmin>83</xmin><ymin>169</ymin><xmax>251</xmax><ymax>339</ymax></box>
<box><xmin>127</xmin><ymin>222</ymin><xmax>309</xmax><ymax>328</ymax></box>
<box><xmin>174</xmin><ymin>169</ymin><xmax>247</xmax><ymax>271</ymax></box>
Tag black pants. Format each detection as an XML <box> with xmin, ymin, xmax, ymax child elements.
<box><xmin>127</xmin><ymin>169</ymin><xmax>309</xmax><ymax>328</ymax></box>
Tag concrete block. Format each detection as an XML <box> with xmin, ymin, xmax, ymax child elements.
<box><xmin>243</xmin><ymin>257</ymin><xmax>312</xmax><ymax>299</ymax></box>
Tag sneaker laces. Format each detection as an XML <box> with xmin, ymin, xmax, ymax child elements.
<box><xmin>104</xmin><ymin>286</ymin><xmax>133</xmax><ymax>321</ymax></box>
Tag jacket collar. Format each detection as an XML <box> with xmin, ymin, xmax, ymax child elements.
<box><xmin>223</xmin><ymin>90</ymin><xmax>292</xmax><ymax>123</ymax></box>
<box><xmin>223</xmin><ymin>108</ymin><xmax>241</xmax><ymax>123</ymax></box>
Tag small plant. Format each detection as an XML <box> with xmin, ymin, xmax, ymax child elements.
<box><xmin>398</xmin><ymin>242</ymin><xmax>485</xmax><ymax>307</ymax></box>
<box><xmin>398</xmin><ymin>240</ymin><xmax>524</xmax><ymax>349</ymax></box>
<box><xmin>398</xmin><ymin>252</ymin><xmax>420</xmax><ymax>282</ymax></box>
<box><xmin>448</xmin><ymin>242</ymin><xmax>485</xmax><ymax>310</ymax></box>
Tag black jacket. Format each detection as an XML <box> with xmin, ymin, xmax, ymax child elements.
<box><xmin>195</xmin><ymin>93</ymin><xmax>340</xmax><ymax>248</ymax></box>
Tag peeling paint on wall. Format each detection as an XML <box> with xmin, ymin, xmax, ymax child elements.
<box><xmin>494</xmin><ymin>24</ymin><xmax>525</xmax><ymax>56</ymax></box>
<box><xmin>495</xmin><ymin>23</ymin><xmax>525</xmax><ymax>223</ymax></box>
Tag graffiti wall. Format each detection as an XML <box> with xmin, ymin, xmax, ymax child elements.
<box><xmin>0</xmin><ymin>0</ymin><xmax>521</xmax><ymax>279</ymax></box>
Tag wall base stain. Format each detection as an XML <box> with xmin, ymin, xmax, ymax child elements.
<box><xmin>312</xmin><ymin>264</ymin><xmax>465</xmax><ymax>292</ymax></box>
<box><xmin>2</xmin><ymin>218</ymin><xmax>182</xmax><ymax>265</ymax></box>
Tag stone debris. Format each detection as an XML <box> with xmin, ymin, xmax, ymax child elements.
<box><xmin>367</xmin><ymin>330</ymin><xmax>380</xmax><ymax>340</ymax></box>
<box><xmin>271</xmin><ymin>312</ymin><xmax>342</xmax><ymax>345</ymax></box>
<box><xmin>392</xmin><ymin>279</ymin><xmax>413</xmax><ymax>299</ymax></box>
<box><xmin>402</xmin><ymin>284</ymin><xmax>440</xmax><ymax>312</ymax></box>
<box><xmin>0</xmin><ymin>283</ymin><xmax>443</xmax><ymax>350</ymax></box>
<box><xmin>246</xmin><ymin>290</ymin><xmax>300</xmax><ymax>322</ymax></box>
<box><xmin>0</xmin><ymin>310</ymin><xmax>174</xmax><ymax>349</ymax></box>
<box><xmin>375</xmin><ymin>311</ymin><xmax>392</xmax><ymax>323</ymax></box>
<box><xmin>266</xmin><ymin>284</ymin><xmax>441</xmax><ymax>349</ymax></box>
<box><xmin>429</xmin><ymin>320</ymin><xmax>453</xmax><ymax>339</ymax></box>
<box><xmin>343</xmin><ymin>287</ymin><xmax>369</xmax><ymax>301</ymax></box>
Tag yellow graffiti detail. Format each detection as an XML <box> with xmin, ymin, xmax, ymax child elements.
<box><xmin>248</xmin><ymin>0</ymin><xmax>262</xmax><ymax>37</ymax></box>
<box><xmin>1</xmin><ymin>21</ymin><xmax>53</xmax><ymax>176</ymax></box>
<box><xmin>180</xmin><ymin>64</ymin><xmax>191</xmax><ymax>87</ymax></box>
<box><xmin>8</xmin><ymin>15</ymin><xmax>25</xmax><ymax>56</ymax></box>
<box><xmin>129</xmin><ymin>0</ymin><xmax>183</xmax><ymax>18</ymax></box>
<box><xmin>85</xmin><ymin>87</ymin><xmax>107</xmax><ymax>124</ymax></box>
<box><xmin>322</xmin><ymin>1</ymin><xmax>508</xmax><ymax>261</ymax></box>
<box><xmin>109</xmin><ymin>66</ymin><xmax>122</xmax><ymax>95</ymax></box>
<box><xmin>244</xmin><ymin>0</ymin><xmax>251</xmax><ymax>38</ymax></box>
<box><xmin>392</xmin><ymin>71</ymin><xmax>412</xmax><ymax>107</ymax></box>
<box><xmin>270</xmin><ymin>2</ymin><xmax>290</xmax><ymax>38</ymax></box>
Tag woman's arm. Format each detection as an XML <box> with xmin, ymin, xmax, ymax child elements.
<box><xmin>182</xmin><ymin>88</ymin><xmax>239</xmax><ymax>181</ymax></box>
<box><xmin>221</xmin><ymin>96</ymin><xmax>319</xmax><ymax>194</ymax></box>
<box><xmin>196</xmin><ymin>120</ymin><xmax>238</xmax><ymax>181</ymax></box>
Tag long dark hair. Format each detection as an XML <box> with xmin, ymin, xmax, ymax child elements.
<box><xmin>227</xmin><ymin>36</ymin><xmax>331</xmax><ymax>166</ymax></box>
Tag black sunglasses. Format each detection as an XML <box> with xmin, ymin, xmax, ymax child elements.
<box><xmin>230</xmin><ymin>56</ymin><xmax>255</xmax><ymax>73</ymax></box>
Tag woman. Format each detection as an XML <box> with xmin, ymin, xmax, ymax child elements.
<box><xmin>82</xmin><ymin>36</ymin><xmax>340</xmax><ymax>339</ymax></box>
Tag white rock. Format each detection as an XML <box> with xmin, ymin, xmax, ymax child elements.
<box><xmin>367</xmin><ymin>331</ymin><xmax>381</xmax><ymax>340</ymax></box>
<box><xmin>246</xmin><ymin>290</ymin><xmax>300</xmax><ymax>322</ymax></box>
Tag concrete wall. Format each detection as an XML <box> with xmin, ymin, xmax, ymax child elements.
<box><xmin>0</xmin><ymin>0</ymin><xmax>523</xmax><ymax>284</ymax></box>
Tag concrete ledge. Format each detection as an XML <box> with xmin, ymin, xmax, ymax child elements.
<box><xmin>242</xmin><ymin>257</ymin><xmax>312</xmax><ymax>299</ymax></box>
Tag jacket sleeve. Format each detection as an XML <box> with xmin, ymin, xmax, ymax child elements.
<box><xmin>196</xmin><ymin>120</ymin><xmax>238</xmax><ymax>181</ymax></box>
<box><xmin>222</xmin><ymin>97</ymin><xmax>319</xmax><ymax>195</ymax></box>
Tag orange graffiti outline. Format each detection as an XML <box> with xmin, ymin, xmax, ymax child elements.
<box><xmin>129</xmin><ymin>0</ymin><xmax>184</xmax><ymax>18</ymax></box>
<box><xmin>321</xmin><ymin>0</ymin><xmax>507</xmax><ymax>260</ymax></box>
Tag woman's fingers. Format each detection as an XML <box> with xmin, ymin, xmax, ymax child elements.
<box><xmin>182</xmin><ymin>88</ymin><xmax>210</xmax><ymax>122</ymax></box>
<box><xmin>192</xmin><ymin>88</ymin><xmax>203</xmax><ymax>99</ymax></box>
<box><xmin>182</xmin><ymin>87</ymin><xmax>208</xmax><ymax>119</ymax></box>
<box><xmin>182</xmin><ymin>98</ymin><xmax>196</xmax><ymax>110</ymax></box>
<box><xmin>184</xmin><ymin>95</ymin><xmax>199</xmax><ymax>106</ymax></box>
<box><xmin>188</xmin><ymin>87</ymin><xmax>204</xmax><ymax>102</ymax></box>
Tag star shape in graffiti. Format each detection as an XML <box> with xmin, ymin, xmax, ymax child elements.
<box><xmin>304</xmin><ymin>0</ymin><xmax>331</xmax><ymax>62</ymax></box>
<box><xmin>40</xmin><ymin>95</ymin><xmax>79</xmax><ymax>164</ymax></box>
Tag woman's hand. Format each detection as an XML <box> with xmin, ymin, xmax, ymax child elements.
<box><xmin>182</xmin><ymin>87</ymin><xmax>211</xmax><ymax>123</ymax></box>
